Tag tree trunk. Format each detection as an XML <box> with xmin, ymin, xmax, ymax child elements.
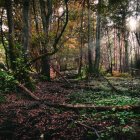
<box><xmin>118</xmin><ymin>32</ymin><xmax>122</xmax><ymax>72</ymax></box>
<box><xmin>5</xmin><ymin>0</ymin><xmax>16</xmax><ymax>71</ymax></box>
<box><xmin>87</xmin><ymin>0</ymin><xmax>94</xmax><ymax>74</ymax></box>
<box><xmin>39</xmin><ymin>0</ymin><xmax>52</xmax><ymax>81</ymax></box>
<box><xmin>114</xmin><ymin>27</ymin><xmax>117</xmax><ymax>71</ymax></box>
<box><xmin>94</xmin><ymin>0</ymin><xmax>101</xmax><ymax>75</ymax></box>
<box><xmin>107</xmin><ymin>28</ymin><xmax>113</xmax><ymax>75</ymax></box>
<box><xmin>32</xmin><ymin>0</ymin><xmax>39</xmax><ymax>33</ymax></box>
<box><xmin>135</xmin><ymin>33</ymin><xmax>140</xmax><ymax>47</ymax></box>
<box><xmin>124</xmin><ymin>32</ymin><xmax>129</xmax><ymax>72</ymax></box>
<box><xmin>78</xmin><ymin>5</ymin><xmax>84</xmax><ymax>76</ymax></box>
<box><xmin>23</xmin><ymin>0</ymin><xmax>30</xmax><ymax>57</ymax></box>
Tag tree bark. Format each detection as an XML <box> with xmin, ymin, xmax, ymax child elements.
<box><xmin>39</xmin><ymin>0</ymin><xmax>52</xmax><ymax>81</ymax></box>
<box><xmin>107</xmin><ymin>28</ymin><xmax>113</xmax><ymax>74</ymax></box>
<box><xmin>22</xmin><ymin>0</ymin><xmax>30</xmax><ymax>57</ymax></box>
<box><xmin>94</xmin><ymin>0</ymin><xmax>101</xmax><ymax>75</ymax></box>
<box><xmin>78</xmin><ymin>5</ymin><xmax>84</xmax><ymax>76</ymax></box>
<box><xmin>124</xmin><ymin>32</ymin><xmax>129</xmax><ymax>72</ymax></box>
<box><xmin>18</xmin><ymin>83</ymin><xmax>40</xmax><ymax>100</ymax></box>
<box><xmin>87</xmin><ymin>0</ymin><xmax>94</xmax><ymax>74</ymax></box>
<box><xmin>5</xmin><ymin>0</ymin><xmax>16</xmax><ymax>71</ymax></box>
<box><xmin>26</xmin><ymin>0</ymin><xmax>69</xmax><ymax>68</ymax></box>
<box><xmin>16</xmin><ymin>101</ymin><xmax>140</xmax><ymax>112</ymax></box>
<box><xmin>32</xmin><ymin>0</ymin><xmax>39</xmax><ymax>33</ymax></box>
<box><xmin>135</xmin><ymin>33</ymin><xmax>140</xmax><ymax>47</ymax></box>
<box><xmin>118</xmin><ymin>32</ymin><xmax>122</xmax><ymax>72</ymax></box>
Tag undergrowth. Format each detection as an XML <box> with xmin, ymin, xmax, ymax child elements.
<box><xmin>0</xmin><ymin>70</ymin><xmax>17</xmax><ymax>93</ymax></box>
<box><xmin>68</xmin><ymin>85</ymin><xmax>140</xmax><ymax>139</ymax></box>
<box><xmin>68</xmin><ymin>91</ymin><xmax>140</xmax><ymax>106</ymax></box>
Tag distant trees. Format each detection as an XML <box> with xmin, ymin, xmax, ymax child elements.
<box><xmin>0</xmin><ymin>0</ymin><xmax>140</xmax><ymax>87</ymax></box>
<box><xmin>0</xmin><ymin>0</ymin><xmax>69</xmax><ymax>87</ymax></box>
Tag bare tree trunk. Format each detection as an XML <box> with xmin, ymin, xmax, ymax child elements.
<box><xmin>39</xmin><ymin>0</ymin><xmax>52</xmax><ymax>81</ymax></box>
<box><xmin>23</xmin><ymin>0</ymin><xmax>30</xmax><ymax>57</ymax></box>
<box><xmin>124</xmin><ymin>32</ymin><xmax>129</xmax><ymax>72</ymax></box>
<box><xmin>5</xmin><ymin>0</ymin><xmax>16</xmax><ymax>71</ymax></box>
<box><xmin>135</xmin><ymin>33</ymin><xmax>140</xmax><ymax>47</ymax></box>
<box><xmin>87</xmin><ymin>0</ymin><xmax>94</xmax><ymax>74</ymax></box>
<box><xmin>114</xmin><ymin>27</ymin><xmax>117</xmax><ymax>70</ymax></box>
<box><xmin>132</xmin><ymin>33</ymin><xmax>138</xmax><ymax>65</ymax></box>
<box><xmin>0</xmin><ymin>9</ymin><xmax>9</xmax><ymax>68</ymax></box>
<box><xmin>129</xmin><ymin>33</ymin><xmax>133</xmax><ymax>69</ymax></box>
<box><xmin>78</xmin><ymin>5</ymin><xmax>84</xmax><ymax>76</ymax></box>
<box><xmin>120</xmin><ymin>38</ymin><xmax>122</xmax><ymax>73</ymax></box>
<box><xmin>118</xmin><ymin>32</ymin><xmax>122</xmax><ymax>72</ymax></box>
<box><xmin>94</xmin><ymin>0</ymin><xmax>101</xmax><ymax>75</ymax></box>
<box><xmin>121</xmin><ymin>4</ymin><xmax>129</xmax><ymax>72</ymax></box>
<box><xmin>107</xmin><ymin>28</ymin><xmax>113</xmax><ymax>75</ymax></box>
<box><xmin>32</xmin><ymin>0</ymin><xmax>39</xmax><ymax>33</ymax></box>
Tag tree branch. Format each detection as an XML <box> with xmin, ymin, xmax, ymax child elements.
<box><xmin>27</xmin><ymin>0</ymin><xmax>69</xmax><ymax>67</ymax></box>
<box><xmin>17</xmin><ymin>83</ymin><xmax>40</xmax><ymax>100</ymax></box>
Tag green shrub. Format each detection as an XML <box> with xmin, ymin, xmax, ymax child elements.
<box><xmin>0</xmin><ymin>70</ymin><xmax>17</xmax><ymax>93</ymax></box>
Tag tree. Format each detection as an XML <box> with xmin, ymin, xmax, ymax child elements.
<box><xmin>39</xmin><ymin>0</ymin><xmax>52</xmax><ymax>81</ymax></box>
<box><xmin>87</xmin><ymin>0</ymin><xmax>94</xmax><ymax>74</ymax></box>
<box><xmin>23</xmin><ymin>0</ymin><xmax>30</xmax><ymax>57</ymax></box>
<box><xmin>5</xmin><ymin>0</ymin><xmax>16</xmax><ymax>71</ymax></box>
<box><xmin>94</xmin><ymin>0</ymin><xmax>102</xmax><ymax>75</ymax></box>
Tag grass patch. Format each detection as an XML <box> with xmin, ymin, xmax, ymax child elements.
<box><xmin>68</xmin><ymin>91</ymin><xmax>140</xmax><ymax>106</ymax></box>
<box><xmin>68</xmin><ymin>78</ymin><xmax>140</xmax><ymax>139</ymax></box>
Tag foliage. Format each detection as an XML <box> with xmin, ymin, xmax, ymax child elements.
<box><xmin>100</xmin><ymin>125</ymin><xmax>137</xmax><ymax>140</ymax></box>
<box><xmin>97</xmin><ymin>111</ymin><xmax>138</xmax><ymax>139</ymax></box>
<box><xmin>78</xmin><ymin>110</ymin><xmax>139</xmax><ymax>140</ymax></box>
<box><xmin>11</xmin><ymin>43</ymin><xmax>35</xmax><ymax>89</ymax></box>
<box><xmin>0</xmin><ymin>70</ymin><xmax>17</xmax><ymax>93</ymax></box>
<box><xmin>68</xmin><ymin>78</ymin><xmax>140</xmax><ymax>139</ymax></box>
<box><xmin>68</xmin><ymin>90</ymin><xmax>139</xmax><ymax>106</ymax></box>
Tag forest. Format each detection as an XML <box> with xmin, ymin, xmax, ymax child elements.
<box><xmin>0</xmin><ymin>0</ymin><xmax>140</xmax><ymax>139</ymax></box>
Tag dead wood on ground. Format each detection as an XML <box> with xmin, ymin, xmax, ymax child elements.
<box><xmin>17</xmin><ymin>83</ymin><xmax>40</xmax><ymax>100</ymax></box>
<box><xmin>100</xmin><ymin>74</ymin><xmax>121</xmax><ymax>94</ymax></box>
<box><xmin>50</xmin><ymin>64</ymin><xmax>71</xmax><ymax>84</ymax></box>
<box><xmin>7</xmin><ymin>101</ymin><xmax>139</xmax><ymax>112</ymax></box>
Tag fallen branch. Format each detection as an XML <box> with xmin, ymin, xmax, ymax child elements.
<box><xmin>100</xmin><ymin>74</ymin><xmax>121</xmax><ymax>94</ymax></box>
<box><xmin>53</xmin><ymin>103</ymin><xmax>140</xmax><ymax>111</ymax></box>
<box><xmin>50</xmin><ymin>64</ymin><xmax>71</xmax><ymax>85</ymax></box>
<box><xmin>17</xmin><ymin>83</ymin><xmax>40</xmax><ymax>100</ymax></box>
<box><xmin>39</xmin><ymin>102</ymin><xmax>140</xmax><ymax>112</ymax></box>
<box><xmin>22</xmin><ymin>101</ymin><xmax>140</xmax><ymax>112</ymax></box>
<box><xmin>3</xmin><ymin>100</ymin><xmax>140</xmax><ymax>112</ymax></box>
<box><xmin>76</xmin><ymin>121</ymin><xmax>100</xmax><ymax>139</ymax></box>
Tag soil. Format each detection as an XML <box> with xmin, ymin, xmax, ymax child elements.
<box><xmin>0</xmin><ymin>80</ymin><xmax>139</xmax><ymax>140</ymax></box>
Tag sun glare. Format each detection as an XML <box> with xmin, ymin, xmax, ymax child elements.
<box><xmin>126</xmin><ymin>17</ymin><xmax>139</xmax><ymax>32</ymax></box>
<box><xmin>58</xmin><ymin>7</ymin><xmax>64</xmax><ymax>16</ymax></box>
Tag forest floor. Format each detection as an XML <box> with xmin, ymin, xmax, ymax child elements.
<box><xmin>0</xmin><ymin>76</ymin><xmax>140</xmax><ymax>140</ymax></box>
